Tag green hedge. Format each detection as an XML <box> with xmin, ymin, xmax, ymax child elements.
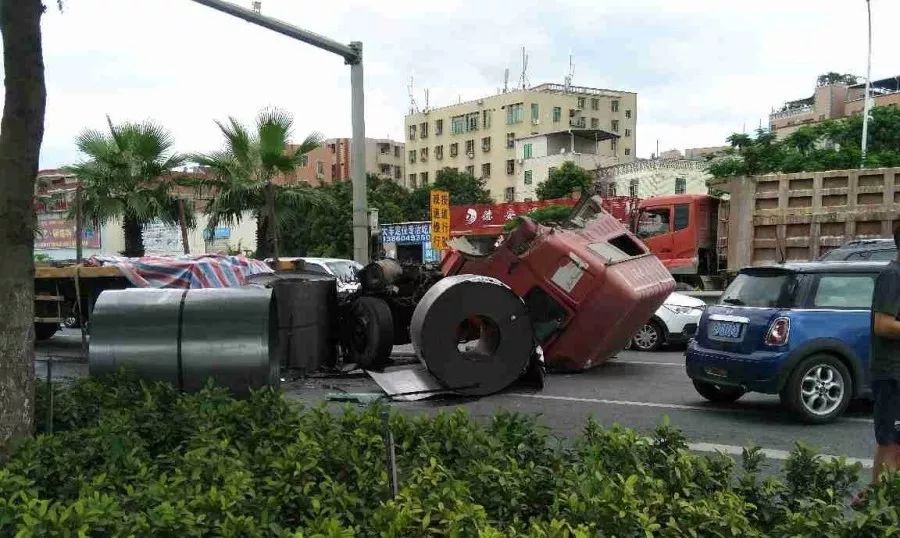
<box><xmin>1</xmin><ymin>374</ymin><xmax>897</xmax><ymax>536</ymax></box>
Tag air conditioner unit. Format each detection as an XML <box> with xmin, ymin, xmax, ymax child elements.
<box><xmin>531</xmin><ymin>119</ymin><xmax>540</xmax><ymax>125</ymax></box>
<box><xmin>517</xmin><ymin>159</ymin><xmax>524</xmax><ymax>164</ymax></box>
<box><xmin>467</xmin><ymin>152</ymin><xmax>475</xmax><ymax>159</ymax></box>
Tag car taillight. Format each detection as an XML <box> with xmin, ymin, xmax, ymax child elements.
<box><xmin>765</xmin><ymin>317</ymin><xmax>790</xmax><ymax>346</ymax></box>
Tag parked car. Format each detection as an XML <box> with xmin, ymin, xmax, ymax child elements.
<box><xmin>818</xmin><ymin>238</ymin><xmax>897</xmax><ymax>262</ymax></box>
<box><xmin>630</xmin><ymin>292</ymin><xmax>706</xmax><ymax>351</ymax></box>
<box><xmin>686</xmin><ymin>261</ymin><xmax>886</xmax><ymax>423</ymax></box>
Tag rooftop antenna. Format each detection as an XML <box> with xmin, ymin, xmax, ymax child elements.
<box><xmin>423</xmin><ymin>88</ymin><xmax>429</xmax><ymax>112</ymax></box>
<box><xmin>564</xmin><ymin>51</ymin><xmax>574</xmax><ymax>92</ymax></box>
<box><xmin>407</xmin><ymin>76</ymin><xmax>418</xmax><ymax>114</ymax></box>
<box><xmin>503</xmin><ymin>67</ymin><xmax>509</xmax><ymax>93</ymax></box>
<box><xmin>519</xmin><ymin>46</ymin><xmax>529</xmax><ymax>90</ymax></box>
<box><xmin>251</xmin><ymin>1</ymin><xmax>261</xmax><ymax>14</ymax></box>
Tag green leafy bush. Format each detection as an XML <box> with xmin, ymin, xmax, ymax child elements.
<box><xmin>3</xmin><ymin>374</ymin><xmax>898</xmax><ymax>536</ymax></box>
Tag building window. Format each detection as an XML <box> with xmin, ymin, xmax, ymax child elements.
<box><xmin>625</xmin><ymin>147</ymin><xmax>631</xmax><ymax>156</ymax></box>
<box><xmin>577</xmin><ymin>97</ymin><xmax>586</xmax><ymax>109</ymax></box>
<box><xmin>450</xmin><ymin>143</ymin><xmax>459</xmax><ymax>157</ymax></box>
<box><xmin>591</xmin><ymin>118</ymin><xmax>599</xmax><ymax>129</ymax></box>
<box><xmin>629</xmin><ymin>179</ymin><xmax>639</xmax><ymax>198</ymax></box>
<box><xmin>591</xmin><ymin>98</ymin><xmax>599</xmax><ymax>110</ymax></box>
<box><xmin>420</xmin><ymin>147</ymin><xmax>428</xmax><ymax>161</ymax></box>
<box><xmin>408</xmin><ymin>149</ymin><xmax>416</xmax><ymax>164</ymax></box>
<box><xmin>435</xmin><ymin>145</ymin><xmax>443</xmax><ymax>160</ymax></box>
<box><xmin>624</xmin><ymin>128</ymin><xmax>631</xmax><ymax>137</ymax></box>
<box><xmin>465</xmin><ymin>165</ymin><xmax>475</xmax><ymax>175</ymax></box>
<box><xmin>395</xmin><ymin>166</ymin><xmax>402</xmax><ymax>180</ymax></box>
<box><xmin>531</xmin><ymin>103</ymin><xmax>539</xmax><ymax>122</ymax></box>
<box><xmin>451</xmin><ymin>115</ymin><xmax>465</xmax><ymax>135</ymax></box>
<box><xmin>611</xmin><ymin>138</ymin><xmax>618</xmax><ymax>151</ymax></box>
<box><xmin>466</xmin><ymin>112</ymin><xmax>479</xmax><ymax>132</ymax></box>
<box><xmin>420</xmin><ymin>171</ymin><xmax>429</xmax><ymax>185</ymax></box>
<box><xmin>506</xmin><ymin>132</ymin><xmax>515</xmax><ymax>148</ymax></box>
<box><xmin>435</xmin><ymin>119</ymin><xmax>443</xmax><ymax>136</ymax></box>
<box><xmin>394</xmin><ymin>145</ymin><xmax>400</xmax><ymax>157</ymax></box>
<box><xmin>482</xmin><ymin>136</ymin><xmax>491</xmax><ymax>152</ymax></box>
<box><xmin>675</xmin><ymin>177</ymin><xmax>686</xmax><ymax>194</ymax></box>
<box><xmin>607</xmin><ymin>183</ymin><xmax>617</xmax><ymax>197</ymax></box>
<box><xmin>506</xmin><ymin>103</ymin><xmax>524</xmax><ymax>124</ymax></box>
<box><xmin>504</xmin><ymin>187</ymin><xmax>515</xmax><ymax>202</ymax></box>
<box><xmin>316</xmin><ymin>161</ymin><xmax>325</xmax><ymax>177</ymax></box>
<box><xmin>482</xmin><ymin>163</ymin><xmax>491</xmax><ymax>178</ymax></box>
<box><xmin>523</xmin><ymin>143</ymin><xmax>533</xmax><ymax>159</ymax></box>
<box><xmin>420</xmin><ymin>122</ymin><xmax>428</xmax><ymax>138</ymax></box>
<box><xmin>506</xmin><ymin>159</ymin><xmax>515</xmax><ymax>174</ymax></box>
<box><xmin>553</xmin><ymin>106</ymin><xmax>561</xmax><ymax>122</ymax></box>
<box><xmin>465</xmin><ymin>139</ymin><xmax>475</xmax><ymax>156</ymax></box>
<box><xmin>408</xmin><ymin>124</ymin><xmax>416</xmax><ymax>140</ymax></box>
<box><xmin>611</xmin><ymin>119</ymin><xmax>619</xmax><ymax>132</ymax></box>
<box><xmin>483</xmin><ymin>110</ymin><xmax>492</xmax><ymax>129</ymax></box>
<box><xmin>625</xmin><ymin>109</ymin><xmax>632</xmax><ymax>119</ymax></box>
<box><xmin>299</xmin><ymin>154</ymin><xmax>309</xmax><ymax>167</ymax></box>
<box><xmin>611</xmin><ymin>100</ymin><xmax>619</xmax><ymax>112</ymax></box>
<box><xmin>524</xmin><ymin>170</ymin><xmax>533</xmax><ymax>185</ymax></box>
<box><xmin>409</xmin><ymin>174</ymin><xmax>417</xmax><ymax>189</ymax></box>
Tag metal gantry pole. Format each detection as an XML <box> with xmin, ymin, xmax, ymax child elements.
<box><xmin>190</xmin><ymin>0</ymin><xmax>369</xmax><ymax>263</ymax></box>
<box><xmin>860</xmin><ymin>0</ymin><xmax>873</xmax><ymax>167</ymax></box>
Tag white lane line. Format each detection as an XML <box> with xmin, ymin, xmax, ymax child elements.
<box><xmin>613</xmin><ymin>359</ymin><xmax>682</xmax><ymax>367</ymax></box>
<box><xmin>511</xmin><ymin>393</ymin><xmax>874</xmax><ymax>424</ymax></box>
<box><xmin>688</xmin><ymin>442</ymin><xmax>873</xmax><ymax>469</ymax></box>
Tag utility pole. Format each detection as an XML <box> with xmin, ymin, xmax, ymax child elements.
<box><xmin>860</xmin><ymin>0</ymin><xmax>873</xmax><ymax>167</ymax></box>
<box><xmin>190</xmin><ymin>0</ymin><xmax>370</xmax><ymax>264</ymax></box>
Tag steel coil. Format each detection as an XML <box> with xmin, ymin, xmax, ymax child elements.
<box><xmin>90</xmin><ymin>287</ymin><xmax>279</xmax><ymax>395</ymax></box>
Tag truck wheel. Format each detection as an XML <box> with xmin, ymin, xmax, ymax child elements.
<box><xmin>780</xmin><ymin>354</ymin><xmax>851</xmax><ymax>424</ymax></box>
<box><xmin>631</xmin><ymin>321</ymin><xmax>663</xmax><ymax>351</ymax></box>
<box><xmin>34</xmin><ymin>322</ymin><xmax>59</xmax><ymax>341</ymax></box>
<box><xmin>693</xmin><ymin>380</ymin><xmax>744</xmax><ymax>403</ymax></box>
<box><xmin>346</xmin><ymin>297</ymin><xmax>393</xmax><ymax>370</ymax></box>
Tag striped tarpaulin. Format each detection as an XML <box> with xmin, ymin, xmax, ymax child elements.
<box><xmin>91</xmin><ymin>254</ymin><xmax>273</xmax><ymax>289</ymax></box>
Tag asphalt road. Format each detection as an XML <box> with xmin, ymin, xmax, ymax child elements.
<box><xmin>36</xmin><ymin>329</ymin><xmax>877</xmax><ymax>471</ymax></box>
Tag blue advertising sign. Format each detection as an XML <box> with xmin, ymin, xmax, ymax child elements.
<box><xmin>381</xmin><ymin>222</ymin><xmax>431</xmax><ymax>245</ymax></box>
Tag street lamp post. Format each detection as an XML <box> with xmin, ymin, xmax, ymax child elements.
<box><xmin>190</xmin><ymin>0</ymin><xmax>370</xmax><ymax>264</ymax></box>
<box><xmin>860</xmin><ymin>0</ymin><xmax>872</xmax><ymax>167</ymax></box>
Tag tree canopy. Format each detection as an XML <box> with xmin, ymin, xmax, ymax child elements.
<box><xmin>708</xmin><ymin>106</ymin><xmax>900</xmax><ymax>180</ymax></box>
<box><xmin>535</xmin><ymin>161</ymin><xmax>592</xmax><ymax>200</ymax></box>
<box><xmin>405</xmin><ymin>167</ymin><xmax>492</xmax><ymax>221</ymax></box>
<box><xmin>816</xmin><ymin>72</ymin><xmax>858</xmax><ymax>86</ymax></box>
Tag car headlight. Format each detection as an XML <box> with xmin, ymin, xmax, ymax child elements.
<box><xmin>664</xmin><ymin>304</ymin><xmax>704</xmax><ymax>315</ymax></box>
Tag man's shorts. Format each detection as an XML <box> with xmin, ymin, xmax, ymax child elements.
<box><xmin>873</xmin><ymin>379</ymin><xmax>900</xmax><ymax>446</ymax></box>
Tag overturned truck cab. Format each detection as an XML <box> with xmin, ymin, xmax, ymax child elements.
<box><xmin>359</xmin><ymin>196</ymin><xmax>675</xmax><ymax>372</ymax></box>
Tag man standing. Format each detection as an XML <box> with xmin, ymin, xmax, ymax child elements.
<box><xmin>870</xmin><ymin>227</ymin><xmax>900</xmax><ymax>484</ymax></box>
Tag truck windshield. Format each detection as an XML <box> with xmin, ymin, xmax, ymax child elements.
<box><xmin>720</xmin><ymin>272</ymin><xmax>796</xmax><ymax>308</ymax></box>
<box><xmin>326</xmin><ymin>261</ymin><xmax>361</xmax><ymax>283</ymax></box>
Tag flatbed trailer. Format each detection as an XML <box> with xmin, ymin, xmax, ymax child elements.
<box><xmin>33</xmin><ymin>265</ymin><xmax>130</xmax><ymax>340</ymax></box>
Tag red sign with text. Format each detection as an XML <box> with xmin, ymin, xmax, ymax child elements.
<box><xmin>36</xmin><ymin>217</ymin><xmax>101</xmax><ymax>249</ymax></box>
<box><xmin>450</xmin><ymin>196</ymin><xmax>636</xmax><ymax>236</ymax></box>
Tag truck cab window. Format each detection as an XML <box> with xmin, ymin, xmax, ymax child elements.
<box><xmin>637</xmin><ymin>207</ymin><xmax>671</xmax><ymax>238</ymax></box>
<box><xmin>674</xmin><ymin>204</ymin><xmax>690</xmax><ymax>231</ymax></box>
<box><xmin>523</xmin><ymin>286</ymin><xmax>569</xmax><ymax>344</ymax></box>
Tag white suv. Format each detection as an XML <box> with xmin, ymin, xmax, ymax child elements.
<box><xmin>631</xmin><ymin>292</ymin><xmax>706</xmax><ymax>351</ymax></box>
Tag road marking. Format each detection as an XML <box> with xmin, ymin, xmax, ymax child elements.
<box><xmin>511</xmin><ymin>393</ymin><xmax>873</xmax><ymax>424</ymax></box>
<box><xmin>687</xmin><ymin>442</ymin><xmax>873</xmax><ymax>469</ymax></box>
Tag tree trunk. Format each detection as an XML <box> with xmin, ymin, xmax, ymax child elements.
<box><xmin>255</xmin><ymin>210</ymin><xmax>272</xmax><ymax>259</ymax></box>
<box><xmin>122</xmin><ymin>215</ymin><xmax>145</xmax><ymax>257</ymax></box>
<box><xmin>265</xmin><ymin>182</ymin><xmax>280</xmax><ymax>261</ymax></box>
<box><xmin>0</xmin><ymin>0</ymin><xmax>45</xmax><ymax>453</ymax></box>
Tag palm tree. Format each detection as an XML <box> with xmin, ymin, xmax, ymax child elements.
<box><xmin>66</xmin><ymin>117</ymin><xmax>186</xmax><ymax>257</ymax></box>
<box><xmin>193</xmin><ymin>108</ymin><xmax>322</xmax><ymax>260</ymax></box>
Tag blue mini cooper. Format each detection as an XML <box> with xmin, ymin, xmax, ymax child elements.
<box><xmin>686</xmin><ymin>261</ymin><xmax>887</xmax><ymax>423</ymax></box>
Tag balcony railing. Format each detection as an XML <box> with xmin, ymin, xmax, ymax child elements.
<box><xmin>769</xmin><ymin>104</ymin><xmax>814</xmax><ymax>121</ymax></box>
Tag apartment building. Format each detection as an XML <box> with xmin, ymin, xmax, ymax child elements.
<box><xmin>769</xmin><ymin>75</ymin><xmax>900</xmax><ymax>138</ymax></box>
<box><xmin>596</xmin><ymin>159</ymin><xmax>711</xmax><ymax>199</ymax></box>
<box><xmin>513</xmin><ymin>129</ymin><xmax>617</xmax><ymax>201</ymax></box>
<box><xmin>403</xmin><ymin>83</ymin><xmax>637</xmax><ymax>200</ymax></box>
<box><xmin>281</xmin><ymin>137</ymin><xmax>405</xmax><ymax>186</ymax></box>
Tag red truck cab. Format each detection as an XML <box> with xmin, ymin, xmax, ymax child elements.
<box><xmin>635</xmin><ymin>194</ymin><xmax>721</xmax><ymax>283</ymax></box>
<box><xmin>441</xmin><ymin>197</ymin><xmax>674</xmax><ymax>370</ymax></box>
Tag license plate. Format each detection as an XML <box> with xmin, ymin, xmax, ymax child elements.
<box><xmin>709</xmin><ymin>320</ymin><xmax>742</xmax><ymax>340</ymax></box>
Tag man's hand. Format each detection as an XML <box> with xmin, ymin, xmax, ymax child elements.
<box><xmin>873</xmin><ymin>312</ymin><xmax>900</xmax><ymax>339</ymax></box>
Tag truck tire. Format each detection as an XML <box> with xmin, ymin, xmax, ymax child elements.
<box><xmin>34</xmin><ymin>322</ymin><xmax>59</xmax><ymax>341</ymax></box>
<box><xmin>346</xmin><ymin>297</ymin><xmax>393</xmax><ymax>370</ymax></box>
<box><xmin>780</xmin><ymin>354</ymin><xmax>852</xmax><ymax>424</ymax></box>
<box><xmin>693</xmin><ymin>380</ymin><xmax>744</xmax><ymax>403</ymax></box>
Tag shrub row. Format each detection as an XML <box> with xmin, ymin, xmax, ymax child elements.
<box><xmin>0</xmin><ymin>374</ymin><xmax>897</xmax><ymax>536</ymax></box>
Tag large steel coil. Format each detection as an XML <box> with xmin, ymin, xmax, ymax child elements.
<box><xmin>410</xmin><ymin>274</ymin><xmax>533</xmax><ymax>396</ymax></box>
<box><xmin>90</xmin><ymin>287</ymin><xmax>279</xmax><ymax>395</ymax></box>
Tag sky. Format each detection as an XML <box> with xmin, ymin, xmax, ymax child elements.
<box><xmin>21</xmin><ymin>0</ymin><xmax>900</xmax><ymax>168</ymax></box>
